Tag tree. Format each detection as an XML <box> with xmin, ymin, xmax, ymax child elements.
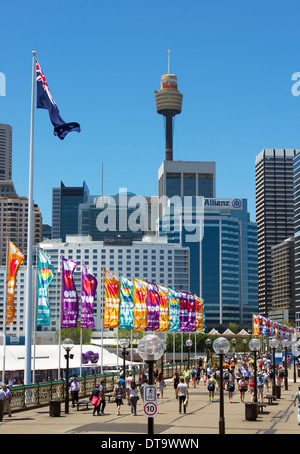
<box><xmin>56</xmin><ymin>322</ymin><xmax>92</xmax><ymax>344</ymax></box>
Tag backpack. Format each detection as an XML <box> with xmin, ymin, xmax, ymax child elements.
<box><xmin>240</xmin><ymin>381</ymin><xmax>248</xmax><ymax>391</ymax></box>
<box><xmin>228</xmin><ymin>382</ymin><xmax>235</xmax><ymax>392</ymax></box>
<box><xmin>224</xmin><ymin>372</ymin><xmax>229</xmax><ymax>380</ymax></box>
<box><xmin>208</xmin><ymin>381</ymin><xmax>215</xmax><ymax>391</ymax></box>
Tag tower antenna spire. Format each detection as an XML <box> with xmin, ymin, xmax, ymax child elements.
<box><xmin>155</xmin><ymin>51</ymin><xmax>182</xmax><ymax>161</ymax></box>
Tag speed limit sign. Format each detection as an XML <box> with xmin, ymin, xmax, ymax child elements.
<box><xmin>144</xmin><ymin>401</ymin><xmax>157</xmax><ymax>417</ymax></box>
<box><xmin>143</xmin><ymin>384</ymin><xmax>158</xmax><ymax>418</ymax></box>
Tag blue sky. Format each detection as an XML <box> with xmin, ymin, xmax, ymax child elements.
<box><xmin>1</xmin><ymin>0</ymin><xmax>300</xmax><ymax>225</ymax></box>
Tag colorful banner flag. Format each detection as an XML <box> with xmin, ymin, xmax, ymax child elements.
<box><xmin>36</xmin><ymin>250</ymin><xmax>54</xmax><ymax>326</ymax></box>
<box><xmin>156</xmin><ymin>285</ymin><xmax>169</xmax><ymax>332</ymax></box>
<box><xmin>36</xmin><ymin>58</ymin><xmax>81</xmax><ymax>140</ymax></box>
<box><xmin>252</xmin><ymin>313</ymin><xmax>297</xmax><ymax>340</ymax></box>
<box><xmin>133</xmin><ymin>279</ymin><xmax>148</xmax><ymax>332</ymax></box>
<box><xmin>186</xmin><ymin>293</ymin><xmax>196</xmax><ymax>332</ymax></box>
<box><xmin>104</xmin><ymin>269</ymin><xmax>121</xmax><ymax>329</ymax></box>
<box><xmin>81</xmin><ymin>264</ymin><xmax>97</xmax><ymax>329</ymax></box>
<box><xmin>119</xmin><ymin>275</ymin><xmax>134</xmax><ymax>330</ymax></box>
<box><xmin>6</xmin><ymin>241</ymin><xmax>25</xmax><ymax>324</ymax></box>
<box><xmin>145</xmin><ymin>282</ymin><xmax>160</xmax><ymax>331</ymax></box>
<box><xmin>195</xmin><ymin>295</ymin><xmax>205</xmax><ymax>332</ymax></box>
<box><xmin>168</xmin><ymin>288</ymin><xmax>181</xmax><ymax>332</ymax></box>
<box><xmin>61</xmin><ymin>257</ymin><xmax>79</xmax><ymax>328</ymax></box>
<box><xmin>179</xmin><ymin>291</ymin><xmax>190</xmax><ymax>332</ymax></box>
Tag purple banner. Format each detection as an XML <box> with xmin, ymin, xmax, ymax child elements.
<box><xmin>81</xmin><ymin>264</ymin><xmax>97</xmax><ymax>329</ymax></box>
<box><xmin>61</xmin><ymin>257</ymin><xmax>79</xmax><ymax>328</ymax></box>
<box><xmin>179</xmin><ymin>291</ymin><xmax>196</xmax><ymax>332</ymax></box>
<box><xmin>179</xmin><ymin>291</ymin><xmax>189</xmax><ymax>332</ymax></box>
<box><xmin>145</xmin><ymin>282</ymin><xmax>160</xmax><ymax>331</ymax></box>
<box><xmin>186</xmin><ymin>293</ymin><xmax>196</xmax><ymax>332</ymax></box>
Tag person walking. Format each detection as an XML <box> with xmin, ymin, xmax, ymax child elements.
<box><xmin>157</xmin><ymin>371</ymin><xmax>165</xmax><ymax>398</ymax></box>
<box><xmin>125</xmin><ymin>373</ymin><xmax>133</xmax><ymax>405</ymax></box>
<box><xmin>176</xmin><ymin>377</ymin><xmax>189</xmax><ymax>414</ymax></box>
<box><xmin>129</xmin><ymin>380</ymin><xmax>139</xmax><ymax>416</ymax></box>
<box><xmin>208</xmin><ymin>376</ymin><xmax>216</xmax><ymax>402</ymax></box>
<box><xmin>190</xmin><ymin>367</ymin><xmax>197</xmax><ymax>388</ymax></box>
<box><xmin>257</xmin><ymin>371</ymin><xmax>264</xmax><ymax>403</ymax></box>
<box><xmin>294</xmin><ymin>385</ymin><xmax>300</xmax><ymax>425</ymax></box>
<box><xmin>238</xmin><ymin>377</ymin><xmax>248</xmax><ymax>402</ymax></box>
<box><xmin>2</xmin><ymin>384</ymin><xmax>12</xmax><ymax>417</ymax></box>
<box><xmin>91</xmin><ymin>386</ymin><xmax>101</xmax><ymax>416</ymax></box>
<box><xmin>99</xmin><ymin>380</ymin><xmax>106</xmax><ymax>415</ymax></box>
<box><xmin>112</xmin><ymin>380</ymin><xmax>125</xmax><ymax>416</ymax></box>
<box><xmin>69</xmin><ymin>377</ymin><xmax>80</xmax><ymax>408</ymax></box>
<box><xmin>249</xmin><ymin>375</ymin><xmax>255</xmax><ymax>402</ymax></box>
<box><xmin>0</xmin><ymin>386</ymin><xmax>5</xmax><ymax>422</ymax></box>
<box><xmin>228</xmin><ymin>375</ymin><xmax>235</xmax><ymax>403</ymax></box>
<box><xmin>172</xmin><ymin>372</ymin><xmax>180</xmax><ymax>397</ymax></box>
<box><xmin>138</xmin><ymin>370</ymin><xmax>146</xmax><ymax>397</ymax></box>
<box><xmin>196</xmin><ymin>365</ymin><xmax>201</xmax><ymax>385</ymax></box>
<box><xmin>183</xmin><ymin>368</ymin><xmax>191</xmax><ymax>388</ymax></box>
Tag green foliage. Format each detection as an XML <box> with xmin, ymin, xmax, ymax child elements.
<box><xmin>56</xmin><ymin>322</ymin><xmax>92</xmax><ymax>344</ymax></box>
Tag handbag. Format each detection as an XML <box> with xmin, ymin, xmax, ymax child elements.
<box><xmin>91</xmin><ymin>395</ymin><xmax>100</xmax><ymax>407</ymax></box>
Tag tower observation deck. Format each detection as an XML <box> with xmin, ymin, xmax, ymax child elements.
<box><xmin>155</xmin><ymin>50</ymin><xmax>183</xmax><ymax>161</ymax></box>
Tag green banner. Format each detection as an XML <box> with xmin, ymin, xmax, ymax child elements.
<box><xmin>36</xmin><ymin>250</ymin><xmax>54</xmax><ymax>326</ymax></box>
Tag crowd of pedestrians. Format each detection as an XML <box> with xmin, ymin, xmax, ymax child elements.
<box><xmin>0</xmin><ymin>349</ymin><xmax>296</xmax><ymax>421</ymax></box>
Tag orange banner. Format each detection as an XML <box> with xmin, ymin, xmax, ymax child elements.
<box><xmin>103</xmin><ymin>269</ymin><xmax>121</xmax><ymax>329</ymax></box>
<box><xmin>156</xmin><ymin>285</ymin><xmax>169</xmax><ymax>332</ymax></box>
<box><xmin>195</xmin><ymin>295</ymin><xmax>205</xmax><ymax>332</ymax></box>
<box><xmin>6</xmin><ymin>241</ymin><xmax>25</xmax><ymax>324</ymax></box>
<box><xmin>133</xmin><ymin>279</ymin><xmax>148</xmax><ymax>332</ymax></box>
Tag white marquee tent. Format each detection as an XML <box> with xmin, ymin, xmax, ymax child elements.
<box><xmin>1</xmin><ymin>344</ymin><xmax>139</xmax><ymax>378</ymax></box>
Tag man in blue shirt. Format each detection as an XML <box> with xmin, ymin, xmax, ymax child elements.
<box><xmin>257</xmin><ymin>371</ymin><xmax>264</xmax><ymax>403</ymax></box>
<box><xmin>119</xmin><ymin>373</ymin><xmax>125</xmax><ymax>390</ymax></box>
<box><xmin>99</xmin><ymin>380</ymin><xmax>106</xmax><ymax>415</ymax></box>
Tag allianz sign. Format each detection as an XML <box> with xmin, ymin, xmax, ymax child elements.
<box><xmin>204</xmin><ymin>198</ymin><xmax>243</xmax><ymax>209</ymax></box>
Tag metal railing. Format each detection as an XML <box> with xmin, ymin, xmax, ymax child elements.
<box><xmin>8</xmin><ymin>361</ymin><xmax>195</xmax><ymax>412</ymax></box>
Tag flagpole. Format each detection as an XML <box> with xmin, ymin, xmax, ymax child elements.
<box><xmin>2</xmin><ymin>239</ymin><xmax>9</xmax><ymax>384</ymax></box>
<box><xmin>24</xmin><ymin>50</ymin><xmax>36</xmax><ymax>385</ymax></box>
<box><xmin>32</xmin><ymin>247</ymin><xmax>39</xmax><ymax>384</ymax></box>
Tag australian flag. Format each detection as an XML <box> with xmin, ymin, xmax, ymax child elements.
<box><xmin>36</xmin><ymin>59</ymin><xmax>81</xmax><ymax>140</ymax></box>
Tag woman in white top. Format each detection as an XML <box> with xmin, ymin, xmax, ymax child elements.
<box><xmin>126</xmin><ymin>373</ymin><xmax>133</xmax><ymax>405</ymax></box>
<box><xmin>176</xmin><ymin>377</ymin><xmax>189</xmax><ymax>414</ymax></box>
<box><xmin>129</xmin><ymin>381</ymin><xmax>139</xmax><ymax>415</ymax></box>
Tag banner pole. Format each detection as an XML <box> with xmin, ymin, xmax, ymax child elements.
<box><xmin>101</xmin><ymin>270</ymin><xmax>105</xmax><ymax>374</ymax></box>
<box><xmin>2</xmin><ymin>239</ymin><xmax>9</xmax><ymax>384</ymax></box>
<box><xmin>24</xmin><ymin>50</ymin><xmax>36</xmax><ymax>385</ymax></box>
<box><xmin>32</xmin><ymin>246</ymin><xmax>39</xmax><ymax>384</ymax></box>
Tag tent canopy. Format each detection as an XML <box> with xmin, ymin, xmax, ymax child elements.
<box><xmin>1</xmin><ymin>344</ymin><xmax>139</xmax><ymax>373</ymax></box>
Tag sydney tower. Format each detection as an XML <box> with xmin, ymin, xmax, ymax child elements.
<box><xmin>155</xmin><ymin>50</ymin><xmax>183</xmax><ymax>161</ymax></box>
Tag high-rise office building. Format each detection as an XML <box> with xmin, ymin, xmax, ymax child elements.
<box><xmin>255</xmin><ymin>148</ymin><xmax>299</xmax><ymax>317</ymax></box>
<box><xmin>158</xmin><ymin>160</ymin><xmax>216</xmax><ymax>200</ymax></box>
<box><xmin>294</xmin><ymin>152</ymin><xmax>300</xmax><ymax>329</ymax></box>
<box><xmin>0</xmin><ymin>196</ymin><xmax>42</xmax><ymax>265</ymax></box>
<box><xmin>52</xmin><ymin>181</ymin><xmax>89</xmax><ymax>241</ymax></box>
<box><xmin>270</xmin><ymin>236</ymin><xmax>295</xmax><ymax>323</ymax></box>
<box><xmin>160</xmin><ymin>197</ymin><xmax>258</xmax><ymax>328</ymax></box>
<box><xmin>0</xmin><ymin>123</ymin><xmax>12</xmax><ymax>181</ymax></box>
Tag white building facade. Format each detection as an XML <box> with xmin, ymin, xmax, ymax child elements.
<box><xmin>0</xmin><ymin>235</ymin><xmax>190</xmax><ymax>342</ymax></box>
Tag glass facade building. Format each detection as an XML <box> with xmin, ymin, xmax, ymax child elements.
<box><xmin>256</xmin><ymin>149</ymin><xmax>299</xmax><ymax>317</ymax></box>
<box><xmin>294</xmin><ymin>153</ymin><xmax>300</xmax><ymax>329</ymax></box>
<box><xmin>160</xmin><ymin>198</ymin><xmax>258</xmax><ymax>328</ymax></box>
<box><xmin>52</xmin><ymin>181</ymin><xmax>89</xmax><ymax>241</ymax></box>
